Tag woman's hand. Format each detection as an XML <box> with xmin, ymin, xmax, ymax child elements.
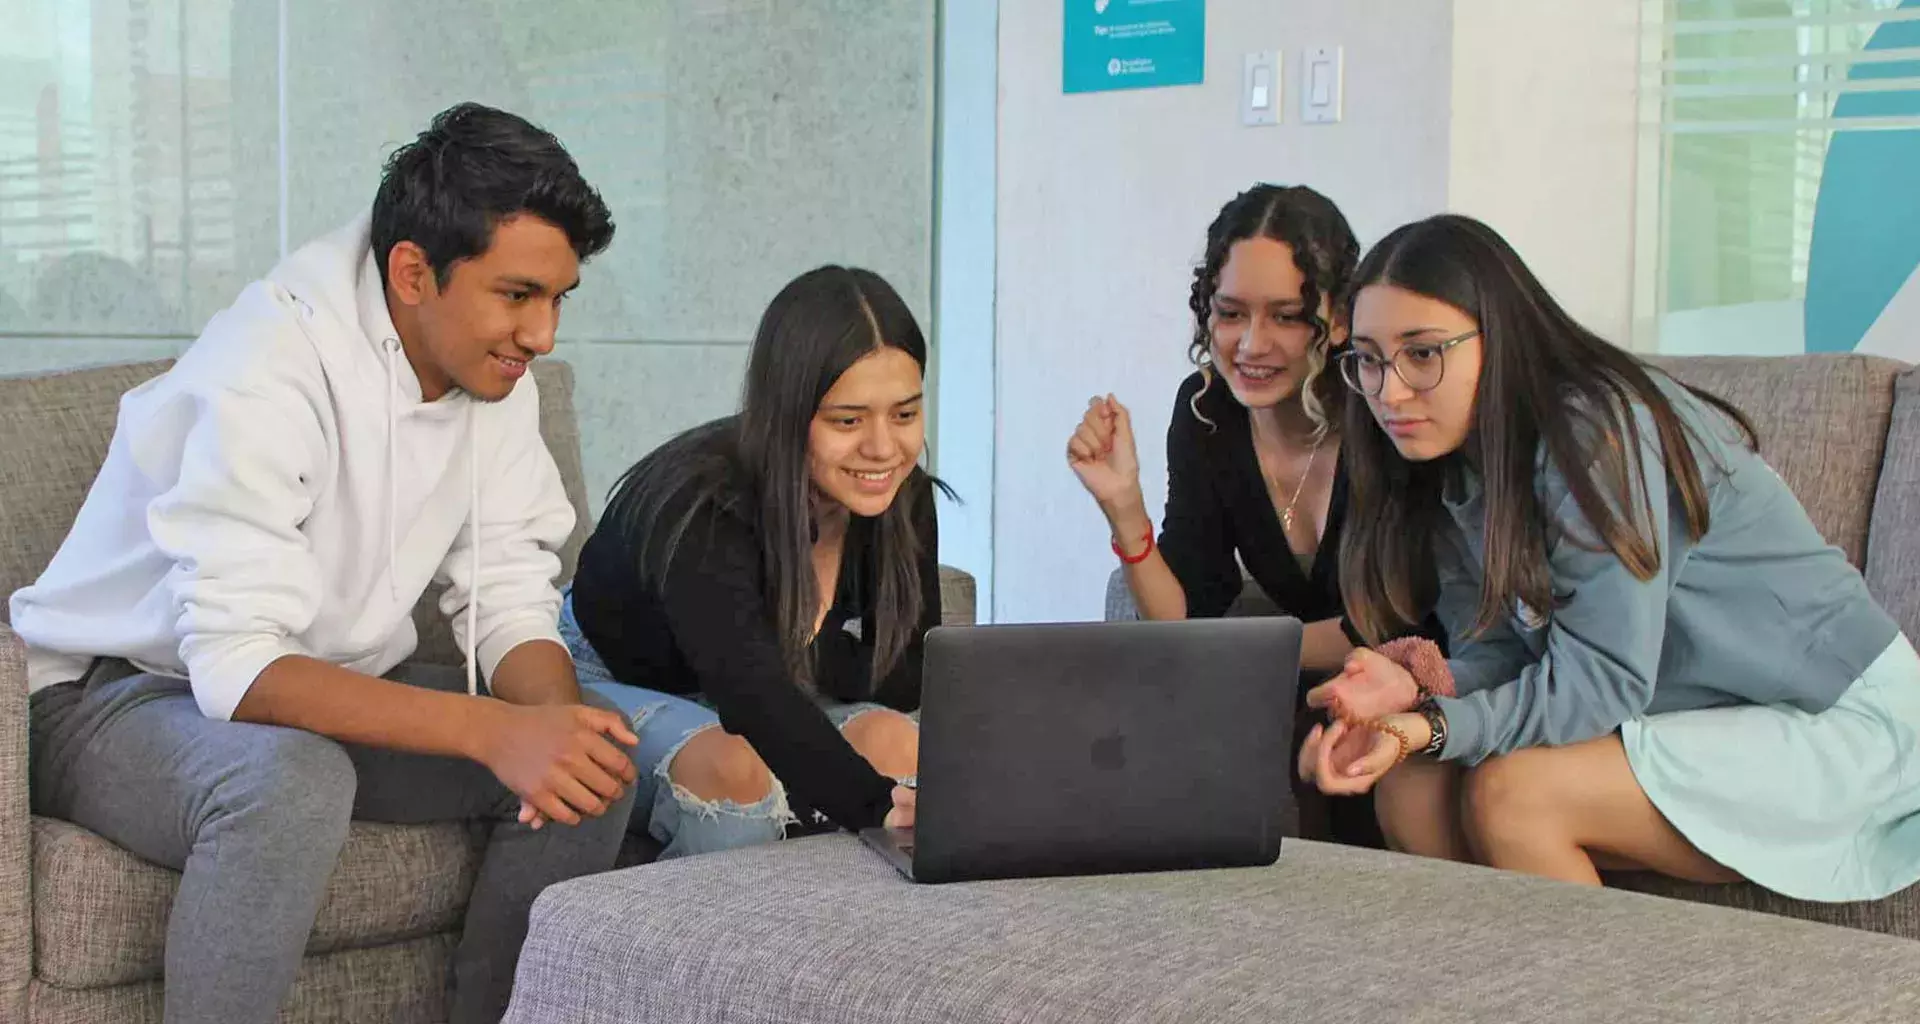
<box><xmin>1306</xmin><ymin>714</ymin><xmax>1432</xmax><ymax>796</ymax></box>
<box><xmin>1298</xmin><ymin>718</ymin><xmax>1388</xmax><ymax>787</ymax></box>
<box><xmin>1066</xmin><ymin>395</ymin><xmax>1143</xmax><ymax>510</ymax></box>
<box><xmin>1305</xmin><ymin>648</ymin><xmax>1423</xmax><ymax>723</ymax></box>
<box><xmin>883</xmin><ymin>784</ymin><xmax>916</xmax><ymax>830</ymax></box>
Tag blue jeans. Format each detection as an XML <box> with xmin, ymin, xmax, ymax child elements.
<box><xmin>559</xmin><ymin>589</ymin><xmax>888</xmax><ymax>860</ymax></box>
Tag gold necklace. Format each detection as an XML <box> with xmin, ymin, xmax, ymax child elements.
<box><xmin>1262</xmin><ymin>432</ymin><xmax>1326</xmax><ymax>534</ymax></box>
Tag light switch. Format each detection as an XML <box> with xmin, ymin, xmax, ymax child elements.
<box><xmin>1242</xmin><ymin>51</ymin><xmax>1280</xmax><ymax>127</ymax></box>
<box><xmin>1302</xmin><ymin>45</ymin><xmax>1343</xmax><ymax>124</ymax></box>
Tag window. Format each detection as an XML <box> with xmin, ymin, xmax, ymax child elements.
<box><xmin>1637</xmin><ymin>0</ymin><xmax>1920</xmax><ymax>361</ymax></box>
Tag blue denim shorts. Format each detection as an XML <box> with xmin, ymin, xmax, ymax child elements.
<box><xmin>558</xmin><ymin>588</ymin><xmax>893</xmax><ymax>858</ymax></box>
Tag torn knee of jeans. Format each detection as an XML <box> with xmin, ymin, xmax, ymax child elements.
<box><xmin>655</xmin><ymin>724</ymin><xmax>795</xmax><ymax>827</ymax></box>
<box><xmin>835</xmin><ymin>705</ymin><xmax>885</xmax><ymax>731</ymax></box>
<box><xmin>667</xmin><ymin>775</ymin><xmax>797</xmax><ymax>829</ymax></box>
<box><xmin>652</xmin><ymin>721</ymin><xmax>721</xmax><ymax>785</ymax></box>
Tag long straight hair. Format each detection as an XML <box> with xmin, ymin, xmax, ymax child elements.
<box><xmin>1338</xmin><ymin>215</ymin><xmax>1756</xmax><ymax>643</ymax></box>
<box><xmin>605</xmin><ymin>266</ymin><xmax>944</xmax><ymax>690</ymax></box>
<box><xmin>1186</xmin><ymin>183</ymin><xmax>1360</xmax><ymax>434</ymax></box>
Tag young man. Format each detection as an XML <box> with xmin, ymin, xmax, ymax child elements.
<box><xmin>12</xmin><ymin>102</ymin><xmax>635</xmax><ymax>1024</ymax></box>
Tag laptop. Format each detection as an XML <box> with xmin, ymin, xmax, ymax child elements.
<box><xmin>860</xmin><ymin>616</ymin><xmax>1299</xmax><ymax>884</ymax></box>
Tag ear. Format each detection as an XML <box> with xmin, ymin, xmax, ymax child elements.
<box><xmin>386</xmin><ymin>241</ymin><xmax>437</xmax><ymax>306</ymax></box>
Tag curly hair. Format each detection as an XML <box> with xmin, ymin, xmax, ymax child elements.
<box><xmin>1186</xmin><ymin>184</ymin><xmax>1361</xmax><ymax>434</ymax></box>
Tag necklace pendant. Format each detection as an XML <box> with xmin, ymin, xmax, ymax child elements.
<box><xmin>1281</xmin><ymin>508</ymin><xmax>1295</xmax><ymax>532</ymax></box>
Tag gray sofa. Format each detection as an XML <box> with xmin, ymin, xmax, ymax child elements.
<box><xmin>0</xmin><ymin>358</ymin><xmax>979</xmax><ymax>1022</ymax></box>
<box><xmin>1105</xmin><ymin>353</ymin><xmax>1920</xmax><ymax>940</ymax></box>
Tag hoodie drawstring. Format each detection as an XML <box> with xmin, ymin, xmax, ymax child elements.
<box><xmin>383</xmin><ymin>338</ymin><xmax>401</xmax><ymax>601</ymax></box>
<box><xmin>386</xmin><ymin>335</ymin><xmax>481</xmax><ymax>698</ymax></box>
<box><xmin>466</xmin><ymin>402</ymin><xmax>480</xmax><ymax>698</ymax></box>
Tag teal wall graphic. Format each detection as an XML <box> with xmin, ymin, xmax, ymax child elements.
<box><xmin>1063</xmin><ymin>0</ymin><xmax>1205</xmax><ymax>94</ymax></box>
<box><xmin>1805</xmin><ymin>0</ymin><xmax>1920</xmax><ymax>354</ymax></box>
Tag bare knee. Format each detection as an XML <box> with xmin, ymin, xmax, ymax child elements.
<box><xmin>667</xmin><ymin>729</ymin><xmax>774</xmax><ymax>804</ymax></box>
<box><xmin>1461</xmin><ymin>750</ymin><xmax>1557</xmax><ymax>846</ymax></box>
<box><xmin>1375</xmin><ymin>757</ymin><xmax>1468</xmax><ymax>860</ymax></box>
<box><xmin>841</xmin><ymin>709</ymin><xmax>918</xmax><ymax>779</ymax></box>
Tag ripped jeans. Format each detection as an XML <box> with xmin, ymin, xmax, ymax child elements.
<box><xmin>558</xmin><ymin>590</ymin><xmax>888</xmax><ymax>860</ymax></box>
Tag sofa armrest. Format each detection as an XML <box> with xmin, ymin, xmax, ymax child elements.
<box><xmin>0</xmin><ymin>621</ymin><xmax>32</xmax><ymax>1016</ymax></box>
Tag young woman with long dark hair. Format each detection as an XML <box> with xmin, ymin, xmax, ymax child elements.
<box><xmin>1305</xmin><ymin>214</ymin><xmax>1920</xmax><ymax>901</ymax></box>
<box><xmin>561</xmin><ymin>266</ymin><xmax>940</xmax><ymax>857</ymax></box>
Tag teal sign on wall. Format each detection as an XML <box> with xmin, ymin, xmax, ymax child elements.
<box><xmin>1064</xmin><ymin>0</ymin><xmax>1206</xmax><ymax>94</ymax></box>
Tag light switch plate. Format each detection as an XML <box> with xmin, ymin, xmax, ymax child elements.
<box><xmin>1242</xmin><ymin>51</ymin><xmax>1280</xmax><ymax>127</ymax></box>
<box><xmin>1302</xmin><ymin>45</ymin><xmax>1343</xmax><ymax>124</ymax></box>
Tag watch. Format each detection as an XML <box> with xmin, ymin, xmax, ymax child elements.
<box><xmin>1418</xmin><ymin>700</ymin><xmax>1448</xmax><ymax>757</ymax></box>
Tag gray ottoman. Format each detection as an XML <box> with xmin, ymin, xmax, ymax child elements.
<box><xmin>506</xmin><ymin>837</ymin><xmax>1920</xmax><ymax>1023</ymax></box>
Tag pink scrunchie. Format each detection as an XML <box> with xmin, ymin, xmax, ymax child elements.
<box><xmin>1373</xmin><ymin>636</ymin><xmax>1456</xmax><ymax>698</ymax></box>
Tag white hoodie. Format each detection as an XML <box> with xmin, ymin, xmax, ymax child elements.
<box><xmin>9</xmin><ymin>215</ymin><xmax>576</xmax><ymax>719</ymax></box>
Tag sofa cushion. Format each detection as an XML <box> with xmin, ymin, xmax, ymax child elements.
<box><xmin>26</xmin><ymin>932</ymin><xmax>452</xmax><ymax>1024</ymax></box>
<box><xmin>32</xmin><ymin>816</ymin><xmax>477</xmax><ymax>988</ymax></box>
<box><xmin>1603</xmin><ymin>871</ymin><xmax>1920</xmax><ymax>941</ymax></box>
<box><xmin>1867</xmin><ymin>366</ymin><xmax>1920</xmax><ymax>643</ymax></box>
<box><xmin>936</xmin><ymin>566</ymin><xmax>978</xmax><ymax>628</ymax></box>
<box><xmin>1105</xmin><ymin>566</ymin><xmax>1277</xmax><ymax>622</ymax></box>
<box><xmin>1647</xmin><ymin>354</ymin><xmax>1907</xmax><ymax>568</ymax></box>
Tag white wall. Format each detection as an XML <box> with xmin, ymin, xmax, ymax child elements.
<box><xmin>992</xmin><ymin>0</ymin><xmax>1456</xmax><ymax>624</ymax></box>
<box><xmin>1447</xmin><ymin>0</ymin><xmax>1643</xmax><ymax>346</ymax></box>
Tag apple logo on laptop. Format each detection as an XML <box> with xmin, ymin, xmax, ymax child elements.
<box><xmin>1090</xmin><ymin>732</ymin><xmax>1127</xmax><ymax>771</ymax></box>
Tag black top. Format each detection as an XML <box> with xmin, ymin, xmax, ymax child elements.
<box><xmin>569</xmin><ymin>440</ymin><xmax>941</xmax><ymax>833</ymax></box>
<box><xmin>1158</xmin><ymin>371</ymin><xmax>1351</xmax><ymax>624</ymax></box>
<box><xmin>1158</xmin><ymin>371</ymin><xmax>1444</xmax><ymax>651</ymax></box>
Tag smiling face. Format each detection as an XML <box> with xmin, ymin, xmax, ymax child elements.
<box><xmin>1208</xmin><ymin>236</ymin><xmax>1341</xmax><ymax>410</ymax></box>
<box><xmin>807</xmin><ymin>346</ymin><xmax>926</xmax><ymax>518</ymax></box>
<box><xmin>1347</xmin><ymin>283</ymin><xmax>1484</xmax><ymax>462</ymax></box>
<box><xmin>387</xmin><ymin>213</ymin><xmax>581</xmax><ymax>402</ymax></box>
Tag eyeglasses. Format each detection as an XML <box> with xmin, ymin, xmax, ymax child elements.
<box><xmin>1337</xmin><ymin>329</ymin><xmax>1479</xmax><ymax>397</ymax></box>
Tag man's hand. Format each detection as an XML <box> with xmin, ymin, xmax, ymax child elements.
<box><xmin>473</xmin><ymin>702</ymin><xmax>638</xmax><ymax>827</ymax></box>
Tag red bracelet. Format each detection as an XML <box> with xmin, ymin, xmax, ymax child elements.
<box><xmin>1112</xmin><ymin>526</ymin><xmax>1155</xmax><ymax>564</ymax></box>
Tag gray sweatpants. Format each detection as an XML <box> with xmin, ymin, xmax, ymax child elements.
<box><xmin>27</xmin><ymin>658</ymin><xmax>637</xmax><ymax>1024</ymax></box>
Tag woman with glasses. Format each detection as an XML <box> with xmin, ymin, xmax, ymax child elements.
<box><xmin>1064</xmin><ymin>183</ymin><xmax>1441</xmax><ymax>850</ymax></box>
<box><xmin>1300</xmin><ymin>213</ymin><xmax>1920</xmax><ymax>901</ymax></box>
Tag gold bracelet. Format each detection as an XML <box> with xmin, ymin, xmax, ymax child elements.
<box><xmin>1366</xmin><ymin>718</ymin><xmax>1413</xmax><ymax>768</ymax></box>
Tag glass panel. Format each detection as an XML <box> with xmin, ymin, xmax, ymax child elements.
<box><xmin>0</xmin><ymin>0</ymin><xmax>275</xmax><ymax>346</ymax></box>
<box><xmin>1645</xmin><ymin>0</ymin><xmax>1920</xmax><ymax>357</ymax></box>
<box><xmin>3</xmin><ymin>0</ymin><xmax>938</xmax><ymax>502</ymax></box>
<box><xmin>279</xmin><ymin>0</ymin><xmax>936</xmax><ymax>344</ymax></box>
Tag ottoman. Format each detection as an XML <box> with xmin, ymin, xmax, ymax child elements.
<box><xmin>506</xmin><ymin>836</ymin><xmax>1920</xmax><ymax>1023</ymax></box>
